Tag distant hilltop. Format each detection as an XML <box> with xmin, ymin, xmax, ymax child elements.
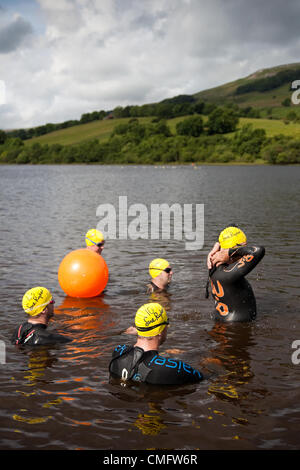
<box><xmin>193</xmin><ymin>62</ymin><xmax>300</xmax><ymax>108</ymax></box>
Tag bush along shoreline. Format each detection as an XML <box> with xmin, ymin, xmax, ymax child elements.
<box><xmin>1</xmin><ymin>109</ymin><xmax>300</xmax><ymax>165</ymax></box>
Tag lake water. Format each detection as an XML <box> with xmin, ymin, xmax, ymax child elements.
<box><xmin>0</xmin><ymin>164</ymin><xmax>299</xmax><ymax>451</ymax></box>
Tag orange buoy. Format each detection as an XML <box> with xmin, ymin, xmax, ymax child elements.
<box><xmin>58</xmin><ymin>249</ymin><xmax>109</xmax><ymax>298</ymax></box>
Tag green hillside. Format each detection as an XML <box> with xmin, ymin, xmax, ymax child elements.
<box><xmin>19</xmin><ymin>62</ymin><xmax>300</xmax><ymax>147</ymax></box>
<box><xmin>24</xmin><ymin>114</ymin><xmax>300</xmax><ymax>147</ymax></box>
<box><xmin>194</xmin><ymin>62</ymin><xmax>300</xmax><ymax>117</ymax></box>
<box><xmin>2</xmin><ymin>62</ymin><xmax>300</xmax><ymax>166</ymax></box>
<box><xmin>23</xmin><ymin>117</ymin><xmax>152</xmax><ymax>146</ymax></box>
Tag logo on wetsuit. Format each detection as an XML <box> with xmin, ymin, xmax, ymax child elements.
<box><xmin>148</xmin><ymin>354</ymin><xmax>202</xmax><ymax>379</ymax></box>
<box><xmin>211</xmin><ymin>280</ymin><xmax>229</xmax><ymax>316</ymax></box>
<box><xmin>211</xmin><ymin>254</ymin><xmax>255</xmax><ymax>317</ymax></box>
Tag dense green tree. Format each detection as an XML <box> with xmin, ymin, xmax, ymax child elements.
<box><xmin>282</xmin><ymin>98</ymin><xmax>291</xmax><ymax>107</ymax></box>
<box><xmin>286</xmin><ymin>111</ymin><xmax>297</xmax><ymax>121</ymax></box>
<box><xmin>202</xmin><ymin>102</ymin><xmax>217</xmax><ymax>115</ymax></box>
<box><xmin>207</xmin><ymin>107</ymin><xmax>239</xmax><ymax>134</ymax></box>
<box><xmin>176</xmin><ymin>116</ymin><xmax>204</xmax><ymax>137</ymax></box>
<box><xmin>232</xmin><ymin>124</ymin><xmax>266</xmax><ymax>157</ymax></box>
<box><xmin>0</xmin><ymin>130</ymin><xmax>7</xmax><ymax>144</ymax></box>
<box><xmin>192</xmin><ymin>102</ymin><xmax>205</xmax><ymax>114</ymax></box>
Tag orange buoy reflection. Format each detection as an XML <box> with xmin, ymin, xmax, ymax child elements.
<box><xmin>55</xmin><ymin>295</ymin><xmax>114</xmax><ymax>331</ymax></box>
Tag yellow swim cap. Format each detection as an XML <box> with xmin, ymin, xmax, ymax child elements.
<box><xmin>219</xmin><ymin>226</ymin><xmax>247</xmax><ymax>249</ymax></box>
<box><xmin>22</xmin><ymin>287</ymin><xmax>52</xmax><ymax>316</ymax></box>
<box><xmin>135</xmin><ymin>303</ymin><xmax>169</xmax><ymax>337</ymax></box>
<box><xmin>149</xmin><ymin>258</ymin><xmax>170</xmax><ymax>279</ymax></box>
<box><xmin>85</xmin><ymin>228</ymin><xmax>104</xmax><ymax>247</ymax></box>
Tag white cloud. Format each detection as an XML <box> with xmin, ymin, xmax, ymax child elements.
<box><xmin>1</xmin><ymin>0</ymin><xmax>300</xmax><ymax>129</ymax></box>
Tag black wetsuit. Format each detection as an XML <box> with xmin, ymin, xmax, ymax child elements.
<box><xmin>11</xmin><ymin>322</ymin><xmax>71</xmax><ymax>346</ymax></box>
<box><xmin>109</xmin><ymin>345</ymin><xmax>203</xmax><ymax>385</ymax></box>
<box><xmin>209</xmin><ymin>245</ymin><xmax>265</xmax><ymax>322</ymax></box>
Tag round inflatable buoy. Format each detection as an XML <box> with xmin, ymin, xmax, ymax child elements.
<box><xmin>58</xmin><ymin>249</ymin><xmax>109</xmax><ymax>298</ymax></box>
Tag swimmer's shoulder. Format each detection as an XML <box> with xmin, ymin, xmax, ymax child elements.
<box><xmin>111</xmin><ymin>344</ymin><xmax>133</xmax><ymax>359</ymax></box>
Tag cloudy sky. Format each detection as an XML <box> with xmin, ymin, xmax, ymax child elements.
<box><xmin>0</xmin><ymin>0</ymin><xmax>300</xmax><ymax>129</ymax></box>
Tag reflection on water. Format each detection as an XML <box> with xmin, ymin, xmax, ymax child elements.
<box><xmin>206</xmin><ymin>323</ymin><xmax>254</xmax><ymax>402</ymax></box>
<box><xmin>108</xmin><ymin>378</ymin><xmax>199</xmax><ymax>438</ymax></box>
<box><xmin>147</xmin><ymin>290</ymin><xmax>172</xmax><ymax>312</ymax></box>
<box><xmin>133</xmin><ymin>403</ymin><xmax>167</xmax><ymax>436</ymax></box>
<box><xmin>1</xmin><ymin>165</ymin><xmax>300</xmax><ymax>450</ymax></box>
<box><xmin>56</xmin><ymin>295</ymin><xmax>113</xmax><ymax>333</ymax></box>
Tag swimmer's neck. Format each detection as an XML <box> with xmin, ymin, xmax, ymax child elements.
<box><xmin>151</xmin><ymin>278</ymin><xmax>168</xmax><ymax>290</ymax></box>
<box><xmin>27</xmin><ymin>311</ymin><xmax>51</xmax><ymax>327</ymax></box>
<box><xmin>134</xmin><ymin>336</ymin><xmax>161</xmax><ymax>352</ymax></box>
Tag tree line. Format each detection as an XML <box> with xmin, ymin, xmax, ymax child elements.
<box><xmin>235</xmin><ymin>67</ymin><xmax>300</xmax><ymax>95</ymax></box>
<box><xmin>1</xmin><ymin>107</ymin><xmax>299</xmax><ymax>165</ymax></box>
<box><xmin>6</xmin><ymin>95</ymin><xmax>262</xmax><ymax>141</ymax></box>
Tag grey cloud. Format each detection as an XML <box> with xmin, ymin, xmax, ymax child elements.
<box><xmin>167</xmin><ymin>0</ymin><xmax>300</xmax><ymax>67</ymax></box>
<box><xmin>0</xmin><ymin>16</ymin><xmax>33</xmax><ymax>54</ymax></box>
<box><xmin>206</xmin><ymin>0</ymin><xmax>300</xmax><ymax>46</ymax></box>
<box><xmin>130</xmin><ymin>10</ymin><xmax>167</xmax><ymax>32</ymax></box>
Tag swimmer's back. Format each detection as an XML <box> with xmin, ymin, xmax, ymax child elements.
<box><xmin>109</xmin><ymin>344</ymin><xmax>203</xmax><ymax>385</ymax></box>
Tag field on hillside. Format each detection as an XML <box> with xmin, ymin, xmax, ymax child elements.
<box><xmin>24</xmin><ymin>114</ymin><xmax>300</xmax><ymax>147</ymax></box>
<box><xmin>24</xmin><ymin>117</ymin><xmax>153</xmax><ymax>147</ymax></box>
<box><xmin>237</xmin><ymin>117</ymin><xmax>300</xmax><ymax>137</ymax></box>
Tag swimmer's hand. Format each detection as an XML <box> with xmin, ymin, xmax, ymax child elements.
<box><xmin>207</xmin><ymin>242</ymin><xmax>220</xmax><ymax>269</ymax></box>
<box><xmin>211</xmin><ymin>248</ymin><xmax>230</xmax><ymax>267</ymax></box>
<box><xmin>124</xmin><ymin>326</ymin><xmax>137</xmax><ymax>335</ymax></box>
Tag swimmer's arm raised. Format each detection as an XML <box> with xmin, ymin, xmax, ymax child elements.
<box><xmin>207</xmin><ymin>242</ymin><xmax>221</xmax><ymax>269</ymax></box>
<box><xmin>223</xmin><ymin>245</ymin><xmax>265</xmax><ymax>279</ymax></box>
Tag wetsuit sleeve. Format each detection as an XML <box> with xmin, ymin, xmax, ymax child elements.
<box><xmin>11</xmin><ymin>322</ymin><xmax>71</xmax><ymax>346</ymax></box>
<box><xmin>223</xmin><ymin>245</ymin><xmax>265</xmax><ymax>281</ymax></box>
<box><xmin>34</xmin><ymin>330</ymin><xmax>71</xmax><ymax>345</ymax></box>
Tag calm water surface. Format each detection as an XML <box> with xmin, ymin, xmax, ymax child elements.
<box><xmin>0</xmin><ymin>164</ymin><xmax>299</xmax><ymax>450</ymax></box>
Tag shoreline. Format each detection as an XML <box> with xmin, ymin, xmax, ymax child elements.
<box><xmin>1</xmin><ymin>161</ymin><xmax>299</xmax><ymax>166</ymax></box>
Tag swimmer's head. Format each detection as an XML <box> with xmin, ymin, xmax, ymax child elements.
<box><xmin>85</xmin><ymin>229</ymin><xmax>105</xmax><ymax>247</ymax></box>
<box><xmin>135</xmin><ymin>303</ymin><xmax>169</xmax><ymax>337</ymax></box>
<box><xmin>22</xmin><ymin>287</ymin><xmax>53</xmax><ymax>316</ymax></box>
<box><xmin>219</xmin><ymin>226</ymin><xmax>247</xmax><ymax>249</ymax></box>
<box><xmin>149</xmin><ymin>258</ymin><xmax>171</xmax><ymax>279</ymax></box>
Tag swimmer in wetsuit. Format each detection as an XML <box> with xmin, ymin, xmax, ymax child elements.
<box><xmin>206</xmin><ymin>226</ymin><xmax>265</xmax><ymax>322</ymax></box>
<box><xmin>109</xmin><ymin>302</ymin><xmax>203</xmax><ymax>385</ymax></box>
<box><xmin>124</xmin><ymin>258</ymin><xmax>173</xmax><ymax>335</ymax></box>
<box><xmin>147</xmin><ymin>258</ymin><xmax>173</xmax><ymax>294</ymax></box>
<box><xmin>11</xmin><ymin>287</ymin><xmax>71</xmax><ymax>346</ymax></box>
<box><xmin>85</xmin><ymin>228</ymin><xmax>105</xmax><ymax>255</ymax></box>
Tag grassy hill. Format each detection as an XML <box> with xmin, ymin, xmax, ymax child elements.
<box><xmin>24</xmin><ymin>114</ymin><xmax>300</xmax><ymax>147</ymax></box>
<box><xmin>194</xmin><ymin>62</ymin><xmax>300</xmax><ymax>118</ymax></box>
<box><xmin>19</xmin><ymin>62</ymin><xmax>300</xmax><ymax>148</ymax></box>
<box><xmin>24</xmin><ymin>117</ymin><xmax>151</xmax><ymax>146</ymax></box>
